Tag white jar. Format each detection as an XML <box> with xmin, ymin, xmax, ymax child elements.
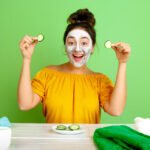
<box><xmin>0</xmin><ymin>127</ymin><xmax>11</xmax><ymax>149</ymax></box>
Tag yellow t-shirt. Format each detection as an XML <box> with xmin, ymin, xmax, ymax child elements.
<box><xmin>31</xmin><ymin>67</ymin><xmax>114</xmax><ymax>123</ymax></box>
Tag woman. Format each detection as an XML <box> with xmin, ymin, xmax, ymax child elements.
<box><xmin>18</xmin><ymin>9</ymin><xmax>131</xmax><ymax>123</ymax></box>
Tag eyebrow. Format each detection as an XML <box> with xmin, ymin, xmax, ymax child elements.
<box><xmin>67</xmin><ymin>36</ymin><xmax>74</xmax><ymax>39</ymax></box>
<box><xmin>81</xmin><ymin>37</ymin><xmax>89</xmax><ymax>39</ymax></box>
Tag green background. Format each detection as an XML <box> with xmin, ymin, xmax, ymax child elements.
<box><xmin>0</xmin><ymin>0</ymin><xmax>149</xmax><ymax>123</ymax></box>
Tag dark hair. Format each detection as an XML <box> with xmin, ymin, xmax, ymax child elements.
<box><xmin>63</xmin><ymin>8</ymin><xmax>96</xmax><ymax>45</ymax></box>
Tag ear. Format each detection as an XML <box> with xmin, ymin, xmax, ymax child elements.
<box><xmin>91</xmin><ymin>46</ymin><xmax>94</xmax><ymax>54</ymax></box>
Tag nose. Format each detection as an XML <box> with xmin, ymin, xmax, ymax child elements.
<box><xmin>75</xmin><ymin>43</ymin><xmax>81</xmax><ymax>52</ymax></box>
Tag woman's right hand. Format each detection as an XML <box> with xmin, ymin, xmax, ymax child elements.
<box><xmin>19</xmin><ymin>35</ymin><xmax>38</xmax><ymax>60</ymax></box>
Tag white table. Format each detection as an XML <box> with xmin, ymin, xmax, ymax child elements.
<box><xmin>8</xmin><ymin>123</ymin><xmax>133</xmax><ymax>150</ymax></box>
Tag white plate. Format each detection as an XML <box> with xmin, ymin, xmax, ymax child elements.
<box><xmin>52</xmin><ymin>125</ymin><xmax>85</xmax><ymax>135</ymax></box>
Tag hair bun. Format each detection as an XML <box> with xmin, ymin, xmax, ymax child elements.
<box><xmin>67</xmin><ymin>8</ymin><xmax>95</xmax><ymax>27</ymax></box>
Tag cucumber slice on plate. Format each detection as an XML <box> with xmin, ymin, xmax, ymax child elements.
<box><xmin>56</xmin><ymin>125</ymin><xmax>67</xmax><ymax>130</ymax></box>
<box><xmin>68</xmin><ymin>124</ymin><xmax>80</xmax><ymax>131</ymax></box>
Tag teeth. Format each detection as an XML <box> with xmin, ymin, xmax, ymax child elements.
<box><xmin>74</xmin><ymin>56</ymin><xmax>83</xmax><ymax>58</ymax></box>
<box><xmin>73</xmin><ymin>54</ymin><xmax>84</xmax><ymax>57</ymax></box>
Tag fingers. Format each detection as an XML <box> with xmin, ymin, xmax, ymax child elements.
<box><xmin>31</xmin><ymin>37</ymin><xmax>38</xmax><ymax>46</ymax></box>
<box><xmin>111</xmin><ymin>42</ymin><xmax>131</xmax><ymax>53</ymax></box>
<box><xmin>19</xmin><ymin>35</ymin><xmax>39</xmax><ymax>52</ymax></box>
<box><xmin>19</xmin><ymin>35</ymin><xmax>39</xmax><ymax>60</ymax></box>
<box><xmin>32</xmin><ymin>37</ymin><xmax>38</xmax><ymax>41</ymax></box>
<box><xmin>23</xmin><ymin>43</ymin><xmax>30</xmax><ymax>50</ymax></box>
<box><xmin>25</xmin><ymin>36</ymin><xmax>33</xmax><ymax>43</ymax></box>
<box><xmin>20</xmin><ymin>43</ymin><xmax>29</xmax><ymax>51</ymax></box>
<box><xmin>20</xmin><ymin>35</ymin><xmax>38</xmax><ymax>46</ymax></box>
<box><xmin>20</xmin><ymin>35</ymin><xmax>30</xmax><ymax>45</ymax></box>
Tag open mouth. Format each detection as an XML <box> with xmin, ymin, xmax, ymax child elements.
<box><xmin>72</xmin><ymin>54</ymin><xmax>84</xmax><ymax>62</ymax></box>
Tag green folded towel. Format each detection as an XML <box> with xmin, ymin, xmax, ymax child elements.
<box><xmin>93</xmin><ymin>125</ymin><xmax>150</xmax><ymax>150</ymax></box>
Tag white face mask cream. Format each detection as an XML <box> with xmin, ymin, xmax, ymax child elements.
<box><xmin>65</xmin><ymin>29</ymin><xmax>93</xmax><ymax>68</ymax></box>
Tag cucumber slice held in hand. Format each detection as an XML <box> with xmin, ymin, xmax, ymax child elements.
<box><xmin>68</xmin><ymin>124</ymin><xmax>80</xmax><ymax>131</ymax></box>
<box><xmin>104</xmin><ymin>40</ymin><xmax>112</xmax><ymax>48</ymax></box>
<box><xmin>37</xmin><ymin>34</ymin><xmax>44</xmax><ymax>42</ymax></box>
<box><xmin>56</xmin><ymin>125</ymin><xmax>67</xmax><ymax>130</ymax></box>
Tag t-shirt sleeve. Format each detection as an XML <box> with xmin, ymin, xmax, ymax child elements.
<box><xmin>31</xmin><ymin>69</ymin><xmax>46</xmax><ymax>101</ymax></box>
<box><xmin>98</xmin><ymin>74</ymin><xmax>114</xmax><ymax>108</ymax></box>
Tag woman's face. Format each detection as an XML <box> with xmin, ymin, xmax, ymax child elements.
<box><xmin>65</xmin><ymin>29</ymin><xmax>93</xmax><ymax>68</ymax></box>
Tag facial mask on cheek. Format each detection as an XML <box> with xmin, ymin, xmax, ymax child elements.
<box><xmin>66</xmin><ymin>45</ymin><xmax>76</xmax><ymax>52</ymax></box>
<box><xmin>81</xmin><ymin>46</ymin><xmax>92</xmax><ymax>54</ymax></box>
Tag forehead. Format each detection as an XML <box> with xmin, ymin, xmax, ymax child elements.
<box><xmin>67</xmin><ymin>29</ymin><xmax>91</xmax><ymax>39</ymax></box>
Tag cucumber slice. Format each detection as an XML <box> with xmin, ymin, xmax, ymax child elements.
<box><xmin>68</xmin><ymin>124</ymin><xmax>80</xmax><ymax>131</ymax></box>
<box><xmin>56</xmin><ymin>125</ymin><xmax>67</xmax><ymax>130</ymax></box>
<box><xmin>104</xmin><ymin>40</ymin><xmax>112</xmax><ymax>48</ymax></box>
<box><xmin>37</xmin><ymin>34</ymin><xmax>44</xmax><ymax>42</ymax></box>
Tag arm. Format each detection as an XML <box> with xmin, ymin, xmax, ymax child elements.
<box><xmin>18</xmin><ymin>35</ymin><xmax>41</xmax><ymax>110</ymax></box>
<box><xmin>103</xmin><ymin>42</ymin><xmax>131</xmax><ymax>116</ymax></box>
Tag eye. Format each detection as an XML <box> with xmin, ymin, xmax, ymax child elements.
<box><xmin>81</xmin><ymin>42</ymin><xmax>88</xmax><ymax>46</ymax></box>
<box><xmin>68</xmin><ymin>41</ymin><xmax>74</xmax><ymax>46</ymax></box>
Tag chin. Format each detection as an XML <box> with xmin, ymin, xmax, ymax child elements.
<box><xmin>72</xmin><ymin>61</ymin><xmax>86</xmax><ymax>68</ymax></box>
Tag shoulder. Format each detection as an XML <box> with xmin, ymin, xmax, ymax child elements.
<box><xmin>35</xmin><ymin>65</ymin><xmax>62</xmax><ymax>74</ymax></box>
<box><xmin>32</xmin><ymin>65</ymin><xmax>59</xmax><ymax>80</ymax></box>
<box><xmin>90</xmin><ymin>70</ymin><xmax>112</xmax><ymax>82</ymax></box>
<box><xmin>33</xmin><ymin>65</ymin><xmax>59</xmax><ymax>76</ymax></box>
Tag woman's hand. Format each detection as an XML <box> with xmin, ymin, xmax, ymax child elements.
<box><xmin>111</xmin><ymin>42</ymin><xmax>131</xmax><ymax>63</ymax></box>
<box><xmin>19</xmin><ymin>35</ymin><xmax>38</xmax><ymax>60</ymax></box>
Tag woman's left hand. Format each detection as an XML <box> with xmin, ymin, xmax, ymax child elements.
<box><xmin>111</xmin><ymin>42</ymin><xmax>131</xmax><ymax>63</ymax></box>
